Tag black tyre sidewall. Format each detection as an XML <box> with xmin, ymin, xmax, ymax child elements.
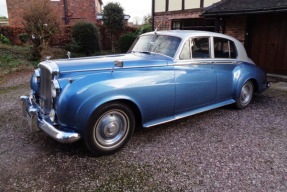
<box><xmin>236</xmin><ymin>80</ymin><xmax>254</xmax><ymax>109</ymax></box>
<box><xmin>84</xmin><ymin>102</ymin><xmax>135</xmax><ymax>156</ymax></box>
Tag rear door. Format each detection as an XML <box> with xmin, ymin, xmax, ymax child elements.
<box><xmin>213</xmin><ymin>37</ymin><xmax>239</xmax><ymax>102</ymax></box>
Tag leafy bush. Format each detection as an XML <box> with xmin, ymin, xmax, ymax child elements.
<box><xmin>18</xmin><ymin>33</ymin><xmax>29</xmax><ymax>44</ymax></box>
<box><xmin>70</xmin><ymin>22</ymin><xmax>101</xmax><ymax>55</ymax></box>
<box><xmin>136</xmin><ymin>24</ymin><xmax>153</xmax><ymax>35</ymax></box>
<box><xmin>118</xmin><ymin>33</ymin><xmax>137</xmax><ymax>53</ymax></box>
<box><xmin>0</xmin><ymin>34</ymin><xmax>11</xmax><ymax>45</ymax></box>
<box><xmin>22</xmin><ymin>0</ymin><xmax>61</xmax><ymax>61</ymax></box>
<box><xmin>103</xmin><ymin>2</ymin><xmax>125</xmax><ymax>53</ymax></box>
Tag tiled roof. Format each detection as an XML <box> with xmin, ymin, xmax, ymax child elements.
<box><xmin>203</xmin><ymin>0</ymin><xmax>287</xmax><ymax>16</ymax></box>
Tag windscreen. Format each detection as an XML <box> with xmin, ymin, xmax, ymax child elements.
<box><xmin>130</xmin><ymin>35</ymin><xmax>181</xmax><ymax>58</ymax></box>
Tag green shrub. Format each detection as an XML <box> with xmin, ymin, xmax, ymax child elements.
<box><xmin>0</xmin><ymin>34</ymin><xmax>10</xmax><ymax>45</ymax></box>
<box><xmin>70</xmin><ymin>22</ymin><xmax>101</xmax><ymax>55</ymax></box>
<box><xmin>19</xmin><ymin>33</ymin><xmax>29</xmax><ymax>44</ymax></box>
<box><xmin>118</xmin><ymin>33</ymin><xmax>137</xmax><ymax>53</ymax></box>
<box><xmin>136</xmin><ymin>24</ymin><xmax>153</xmax><ymax>35</ymax></box>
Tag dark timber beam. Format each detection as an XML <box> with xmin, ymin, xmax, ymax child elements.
<box><xmin>152</xmin><ymin>0</ymin><xmax>155</xmax><ymax>30</ymax></box>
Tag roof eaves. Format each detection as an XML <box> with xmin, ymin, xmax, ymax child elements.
<box><xmin>203</xmin><ymin>7</ymin><xmax>287</xmax><ymax>16</ymax></box>
<box><xmin>204</xmin><ymin>0</ymin><xmax>230</xmax><ymax>11</ymax></box>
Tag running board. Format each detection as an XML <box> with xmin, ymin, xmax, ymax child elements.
<box><xmin>144</xmin><ymin>99</ymin><xmax>235</xmax><ymax>128</ymax></box>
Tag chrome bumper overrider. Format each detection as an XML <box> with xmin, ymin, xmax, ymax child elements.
<box><xmin>20</xmin><ymin>95</ymin><xmax>81</xmax><ymax>143</ymax></box>
<box><xmin>266</xmin><ymin>82</ymin><xmax>270</xmax><ymax>88</ymax></box>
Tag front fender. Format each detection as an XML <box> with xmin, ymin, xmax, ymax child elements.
<box><xmin>57</xmin><ymin>72</ymin><xmax>115</xmax><ymax>130</ymax></box>
<box><xmin>56</xmin><ymin>67</ymin><xmax>175</xmax><ymax>132</ymax></box>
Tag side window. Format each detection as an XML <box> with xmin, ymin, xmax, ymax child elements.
<box><xmin>214</xmin><ymin>37</ymin><xmax>238</xmax><ymax>59</ymax></box>
<box><xmin>229</xmin><ymin>41</ymin><xmax>237</xmax><ymax>58</ymax></box>
<box><xmin>192</xmin><ymin>37</ymin><xmax>210</xmax><ymax>58</ymax></box>
<box><xmin>179</xmin><ymin>39</ymin><xmax>191</xmax><ymax>60</ymax></box>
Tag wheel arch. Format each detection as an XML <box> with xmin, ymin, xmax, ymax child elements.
<box><xmin>235</xmin><ymin>75</ymin><xmax>259</xmax><ymax>101</ymax></box>
<box><xmin>249</xmin><ymin>78</ymin><xmax>259</xmax><ymax>93</ymax></box>
<box><xmin>79</xmin><ymin>98</ymin><xmax>143</xmax><ymax>134</ymax></box>
<box><xmin>104</xmin><ymin>99</ymin><xmax>143</xmax><ymax>128</ymax></box>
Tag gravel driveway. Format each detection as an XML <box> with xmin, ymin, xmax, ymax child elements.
<box><xmin>0</xmin><ymin>71</ymin><xmax>286</xmax><ymax>191</ymax></box>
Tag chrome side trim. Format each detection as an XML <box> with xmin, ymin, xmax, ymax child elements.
<box><xmin>120</xmin><ymin>64</ymin><xmax>168</xmax><ymax>69</ymax></box>
<box><xmin>60</xmin><ymin>64</ymin><xmax>168</xmax><ymax>73</ymax></box>
<box><xmin>61</xmin><ymin>67</ymin><xmax>111</xmax><ymax>73</ymax></box>
<box><xmin>174</xmin><ymin>60</ymin><xmax>239</xmax><ymax>66</ymax></box>
<box><xmin>175</xmin><ymin>61</ymin><xmax>213</xmax><ymax>65</ymax></box>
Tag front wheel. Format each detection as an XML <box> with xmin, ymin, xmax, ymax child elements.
<box><xmin>84</xmin><ymin>102</ymin><xmax>135</xmax><ymax>155</ymax></box>
<box><xmin>235</xmin><ymin>80</ymin><xmax>254</xmax><ymax>109</ymax></box>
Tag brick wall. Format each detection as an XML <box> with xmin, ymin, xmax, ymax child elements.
<box><xmin>224</xmin><ymin>16</ymin><xmax>247</xmax><ymax>44</ymax></box>
<box><xmin>154</xmin><ymin>11</ymin><xmax>247</xmax><ymax>45</ymax></box>
<box><xmin>154</xmin><ymin>11</ymin><xmax>202</xmax><ymax>30</ymax></box>
<box><xmin>6</xmin><ymin>0</ymin><xmax>102</xmax><ymax>27</ymax></box>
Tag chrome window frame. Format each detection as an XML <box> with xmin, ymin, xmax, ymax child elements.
<box><xmin>174</xmin><ymin>35</ymin><xmax>240</xmax><ymax>65</ymax></box>
<box><xmin>213</xmin><ymin>37</ymin><xmax>238</xmax><ymax>60</ymax></box>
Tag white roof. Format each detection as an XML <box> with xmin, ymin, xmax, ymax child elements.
<box><xmin>143</xmin><ymin>30</ymin><xmax>252</xmax><ymax>63</ymax></box>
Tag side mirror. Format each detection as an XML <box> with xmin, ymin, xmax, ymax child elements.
<box><xmin>114</xmin><ymin>60</ymin><xmax>123</xmax><ymax>67</ymax></box>
<box><xmin>112</xmin><ymin>60</ymin><xmax>124</xmax><ymax>72</ymax></box>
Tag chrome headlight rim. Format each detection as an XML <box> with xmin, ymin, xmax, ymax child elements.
<box><xmin>33</xmin><ymin>68</ymin><xmax>41</xmax><ymax>84</ymax></box>
<box><xmin>51</xmin><ymin>80</ymin><xmax>60</xmax><ymax>98</ymax></box>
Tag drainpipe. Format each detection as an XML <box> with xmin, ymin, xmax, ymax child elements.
<box><xmin>152</xmin><ymin>0</ymin><xmax>155</xmax><ymax>30</ymax></box>
<box><xmin>63</xmin><ymin>0</ymin><xmax>69</xmax><ymax>25</ymax></box>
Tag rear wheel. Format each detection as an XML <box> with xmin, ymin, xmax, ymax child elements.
<box><xmin>235</xmin><ymin>80</ymin><xmax>254</xmax><ymax>109</ymax></box>
<box><xmin>84</xmin><ymin>102</ymin><xmax>135</xmax><ymax>155</ymax></box>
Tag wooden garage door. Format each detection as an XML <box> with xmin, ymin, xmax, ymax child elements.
<box><xmin>248</xmin><ymin>13</ymin><xmax>287</xmax><ymax>75</ymax></box>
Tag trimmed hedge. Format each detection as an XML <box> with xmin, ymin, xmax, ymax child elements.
<box><xmin>70</xmin><ymin>22</ymin><xmax>101</xmax><ymax>55</ymax></box>
<box><xmin>118</xmin><ymin>33</ymin><xmax>137</xmax><ymax>53</ymax></box>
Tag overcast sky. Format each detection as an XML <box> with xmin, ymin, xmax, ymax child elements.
<box><xmin>102</xmin><ymin>0</ymin><xmax>152</xmax><ymax>24</ymax></box>
<box><xmin>0</xmin><ymin>0</ymin><xmax>152</xmax><ymax>23</ymax></box>
<box><xmin>0</xmin><ymin>0</ymin><xmax>8</xmax><ymax>17</ymax></box>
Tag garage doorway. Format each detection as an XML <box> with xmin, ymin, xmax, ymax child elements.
<box><xmin>247</xmin><ymin>13</ymin><xmax>287</xmax><ymax>75</ymax></box>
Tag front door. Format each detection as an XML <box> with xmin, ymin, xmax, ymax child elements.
<box><xmin>174</xmin><ymin>37</ymin><xmax>217</xmax><ymax>113</ymax></box>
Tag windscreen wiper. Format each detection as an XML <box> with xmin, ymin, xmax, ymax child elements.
<box><xmin>132</xmin><ymin>51</ymin><xmax>151</xmax><ymax>54</ymax></box>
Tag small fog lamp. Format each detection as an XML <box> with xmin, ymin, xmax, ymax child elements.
<box><xmin>49</xmin><ymin>109</ymin><xmax>56</xmax><ymax>122</ymax></box>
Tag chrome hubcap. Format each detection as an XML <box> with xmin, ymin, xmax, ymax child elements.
<box><xmin>95</xmin><ymin>110</ymin><xmax>128</xmax><ymax>147</ymax></box>
<box><xmin>103</xmin><ymin>121</ymin><xmax>119</xmax><ymax>137</ymax></box>
<box><xmin>240</xmin><ymin>83</ymin><xmax>252</xmax><ymax>104</ymax></box>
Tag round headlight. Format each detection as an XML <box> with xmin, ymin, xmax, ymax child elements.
<box><xmin>51</xmin><ymin>80</ymin><xmax>60</xmax><ymax>98</ymax></box>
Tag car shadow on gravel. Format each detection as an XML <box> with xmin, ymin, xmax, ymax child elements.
<box><xmin>29</xmin><ymin>92</ymin><xmax>268</xmax><ymax>157</ymax></box>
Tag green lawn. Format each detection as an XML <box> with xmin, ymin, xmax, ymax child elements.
<box><xmin>0</xmin><ymin>44</ymin><xmax>68</xmax><ymax>84</ymax></box>
<box><xmin>0</xmin><ymin>44</ymin><xmax>36</xmax><ymax>82</ymax></box>
<box><xmin>0</xmin><ymin>43</ymin><xmax>119</xmax><ymax>84</ymax></box>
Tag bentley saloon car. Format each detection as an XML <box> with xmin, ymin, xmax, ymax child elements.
<box><xmin>21</xmin><ymin>30</ymin><xmax>269</xmax><ymax>155</ymax></box>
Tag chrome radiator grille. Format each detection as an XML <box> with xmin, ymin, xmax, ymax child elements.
<box><xmin>39</xmin><ymin>66</ymin><xmax>52</xmax><ymax>114</ymax></box>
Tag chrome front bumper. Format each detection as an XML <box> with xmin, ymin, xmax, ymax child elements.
<box><xmin>20</xmin><ymin>95</ymin><xmax>81</xmax><ymax>143</ymax></box>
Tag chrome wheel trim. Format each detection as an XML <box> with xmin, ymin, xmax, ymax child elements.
<box><xmin>240</xmin><ymin>82</ymin><xmax>252</xmax><ymax>105</ymax></box>
<box><xmin>94</xmin><ymin>110</ymin><xmax>129</xmax><ymax>148</ymax></box>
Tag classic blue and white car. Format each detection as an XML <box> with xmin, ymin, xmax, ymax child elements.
<box><xmin>21</xmin><ymin>30</ymin><xmax>269</xmax><ymax>155</ymax></box>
